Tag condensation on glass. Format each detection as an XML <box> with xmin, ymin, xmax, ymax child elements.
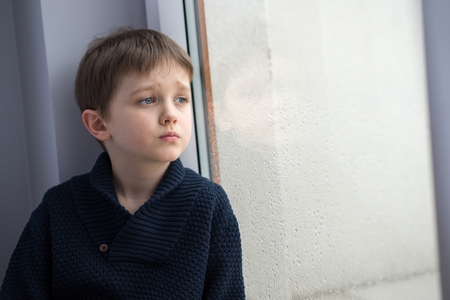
<box><xmin>203</xmin><ymin>0</ymin><xmax>441</xmax><ymax>299</ymax></box>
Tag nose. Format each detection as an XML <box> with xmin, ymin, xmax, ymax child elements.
<box><xmin>159</xmin><ymin>103</ymin><xmax>177</xmax><ymax>125</ymax></box>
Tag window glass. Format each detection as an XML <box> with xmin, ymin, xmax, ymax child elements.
<box><xmin>203</xmin><ymin>1</ymin><xmax>440</xmax><ymax>299</ymax></box>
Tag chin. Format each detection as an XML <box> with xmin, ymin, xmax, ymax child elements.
<box><xmin>157</xmin><ymin>153</ymin><xmax>182</xmax><ymax>163</ymax></box>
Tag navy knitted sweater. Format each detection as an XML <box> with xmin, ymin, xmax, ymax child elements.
<box><xmin>0</xmin><ymin>153</ymin><xmax>245</xmax><ymax>299</ymax></box>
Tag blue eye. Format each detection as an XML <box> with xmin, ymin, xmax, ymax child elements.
<box><xmin>175</xmin><ymin>97</ymin><xmax>188</xmax><ymax>104</ymax></box>
<box><xmin>141</xmin><ymin>97</ymin><xmax>154</xmax><ymax>104</ymax></box>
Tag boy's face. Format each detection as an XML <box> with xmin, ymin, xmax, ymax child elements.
<box><xmin>102</xmin><ymin>63</ymin><xmax>192</xmax><ymax>165</ymax></box>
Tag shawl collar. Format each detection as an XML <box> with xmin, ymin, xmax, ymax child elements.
<box><xmin>72</xmin><ymin>152</ymin><xmax>194</xmax><ymax>265</ymax></box>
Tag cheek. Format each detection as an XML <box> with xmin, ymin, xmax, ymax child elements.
<box><xmin>181</xmin><ymin>113</ymin><xmax>193</xmax><ymax>135</ymax></box>
<box><xmin>180</xmin><ymin>109</ymin><xmax>193</xmax><ymax>125</ymax></box>
<box><xmin>121</xmin><ymin>119</ymin><xmax>155</xmax><ymax>144</ymax></box>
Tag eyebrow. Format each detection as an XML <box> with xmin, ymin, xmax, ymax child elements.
<box><xmin>130</xmin><ymin>82</ymin><xmax>191</xmax><ymax>96</ymax></box>
<box><xmin>130</xmin><ymin>85</ymin><xmax>155</xmax><ymax>96</ymax></box>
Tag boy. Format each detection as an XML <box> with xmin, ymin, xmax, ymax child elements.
<box><xmin>0</xmin><ymin>28</ymin><xmax>245</xmax><ymax>299</ymax></box>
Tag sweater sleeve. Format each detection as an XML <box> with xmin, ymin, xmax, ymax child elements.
<box><xmin>202</xmin><ymin>185</ymin><xmax>245</xmax><ymax>299</ymax></box>
<box><xmin>0</xmin><ymin>198</ymin><xmax>52</xmax><ymax>299</ymax></box>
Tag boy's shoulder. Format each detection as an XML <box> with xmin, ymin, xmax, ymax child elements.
<box><xmin>38</xmin><ymin>173</ymin><xmax>91</xmax><ymax>212</ymax></box>
<box><xmin>180</xmin><ymin>168</ymin><xmax>234</xmax><ymax>220</ymax></box>
<box><xmin>182</xmin><ymin>167</ymin><xmax>228</xmax><ymax>199</ymax></box>
<box><xmin>42</xmin><ymin>177</ymin><xmax>76</xmax><ymax>202</ymax></box>
<box><xmin>183</xmin><ymin>167</ymin><xmax>211</xmax><ymax>186</ymax></box>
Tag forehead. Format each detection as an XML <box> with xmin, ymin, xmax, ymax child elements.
<box><xmin>116</xmin><ymin>63</ymin><xmax>191</xmax><ymax>93</ymax></box>
<box><xmin>124</xmin><ymin>59</ymin><xmax>192</xmax><ymax>80</ymax></box>
<box><xmin>126</xmin><ymin>61</ymin><xmax>189</xmax><ymax>80</ymax></box>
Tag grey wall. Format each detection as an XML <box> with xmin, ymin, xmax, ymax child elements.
<box><xmin>40</xmin><ymin>0</ymin><xmax>148</xmax><ymax>183</ymax></box>
<box><xmin>0</xmin><ymin>0</ymin><xmax>34</xmax><ymax>284</ymax></box>
<box><xmin>13</xmin><ymin>0</ymin><xmax>60</xmax><ymax>209</ymax></box>
<box><xmin>0</xmin><ymin>0</ymin><xmax>149</xmax><ymax>284</ymax></box>
<box><xmin>422</xmin><ymin>1</ymin><xmax>450</xmax><ymax>298</ymax></box>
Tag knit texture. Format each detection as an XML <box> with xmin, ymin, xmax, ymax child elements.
<box><xmin>0</xmin><ymin>153</ymin><xmax>245</xmax><ymax>299</ymax></box>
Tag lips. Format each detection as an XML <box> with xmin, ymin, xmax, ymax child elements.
<box><xmin>159</xmin><ymin>132</ymin><xmax>179</xmax><ymax>141</ymax></box>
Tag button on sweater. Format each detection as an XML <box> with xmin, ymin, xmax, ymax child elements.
<box><xmin>0</xmin><ymin>152</ymin><xmax>245</xmax><ymax>299</ymax></box>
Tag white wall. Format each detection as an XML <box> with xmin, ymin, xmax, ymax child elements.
<box><xmin>204</xmin><ymin>0</ymin><xmax>439</xmax><ymax>298</ymax></box>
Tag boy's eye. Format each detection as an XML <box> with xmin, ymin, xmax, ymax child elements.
<box><xmin>175</xmin><ymin>97</ymin><xmax>188</xmax><ymax>104</ymax></box>
<box><xmin>140</xmin><ymin>97</ymin><xmax>154</xmax><ymax>104</ymax></box>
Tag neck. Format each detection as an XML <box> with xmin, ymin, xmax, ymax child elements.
<box><xmin>108</xmin><ymin>153</ymin><xmax>170</xmax><ymax>214</ymax></box>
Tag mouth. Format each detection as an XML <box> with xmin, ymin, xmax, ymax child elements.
<box><xmin>160</xmin><ymin>132</ymin><xmax>179</xmax><ymax>141</ymax></box>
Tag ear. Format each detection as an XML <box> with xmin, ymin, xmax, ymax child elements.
<box><xmin>81</xmin><ymin>109</ymin><xmax>111</xmax><ymax>141</ymax></box>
